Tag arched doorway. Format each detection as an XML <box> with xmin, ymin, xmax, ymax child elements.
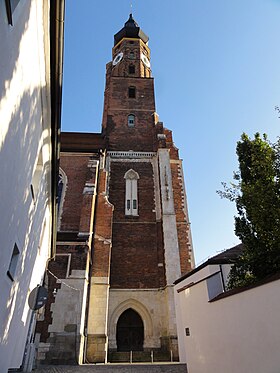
<box><xmin>116</xmin><ymin>308</ymin><xmax>144</xmax><ymax>351</ymax></box>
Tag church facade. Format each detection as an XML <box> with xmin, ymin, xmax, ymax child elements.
<box><xmin>36</xmin><ymin>14</ymin><xmax>194</xmax><ymax>365</ymax></box>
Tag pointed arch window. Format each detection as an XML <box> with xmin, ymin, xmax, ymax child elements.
<box><xmin>57</xmin><ymin>168</ymin><xmax>67</xmax><ymax>230</ymax></box>
<box><xmin>124</xmin><ymin>169</ymin><xmax>139</xmax><ymax>216</ymax></box>
<box><xmin>128</xmin><ymin>114</ymin><xmax>135</xmax><ymax>127</ymax></box>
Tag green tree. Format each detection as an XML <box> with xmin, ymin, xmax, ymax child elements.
<box><xmin>218</xmin><ymin>133</ymin><xmax>280</xmax><ymax>289</ymax></box>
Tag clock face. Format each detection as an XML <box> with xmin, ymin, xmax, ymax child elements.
<box><xmin>141</xmin><ymin>53</ymin><xmax>150</xmax><ymax>68</ymax></box>
<box><xmin>113</xmin><ymin>52</ymin><xmax>123</xmax><ymax>66</ymax></box>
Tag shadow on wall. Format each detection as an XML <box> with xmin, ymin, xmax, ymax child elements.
<box><xmin>0</xmin><ymin>84</ymin><xmax>51</xmax><ymax>348</ymax></box>
<box><xmin>0</xmin><ymin>3</ymin><xmax>54</xmax><ymax>370</ymax></box>
<box><xmin>0</xmin><ymin>0</ymin><xmax>32</xmax><ymax>104</ymax></box>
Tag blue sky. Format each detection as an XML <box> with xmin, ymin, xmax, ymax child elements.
<box><xmin>62</xmin><ymin>0</ymin><xmax>280</xmax><ymax>265</ymax></box>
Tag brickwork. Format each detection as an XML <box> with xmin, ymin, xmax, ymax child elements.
<box><xmin>170</xmin><ymin>162</ymin><xmax>192</xmax><ymax>275</ymax></box>
<box><xmin>102</xmin><ymin>74</ymin><xmax>156</xmax><ymax>152</ymax></box>
<box><xmin>59</xmin><ymin>155</ymin><xmax>91</xmax><ymax>232</ymax></box>
<box><xmin>108</xmin><ymin>161</ymin><xmax>165</xmax><ymax>288</ymax></box>
<box><xmin>112</xmin><ymin>39</ymin><xmax>151</xmax><ymax>79</ymax></box>
<box><xmin>164</xmin><ymin>129</ymin><xmax>179</xmax><ymax>160</ymax></box>
<box><xmin>110</xmin><ymin>222</ymin><xmax>160</xmax><ymax>288</ymax></box>
<box><xmin>36</xmin><ymin>244</ymin><xmax>89</xmax><ymax>344</ymax></box>
<box><xmin>77</xmin><ymin>160</ymin><xmax>99</xmax><ymax>244</ymax></box>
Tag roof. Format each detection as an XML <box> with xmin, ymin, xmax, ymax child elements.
<box><xmin>114</xmin><ymin>14</ymin><xmax>149</xmax><ymax>46</ymax></box>
<box><xmin>208</xmin><ymin>243</ymin><xmax>243</xmax><ymax>263</ymax></box>
<box><xmin>61</xmin><ymin>132</ymin><xmax>106</xmax><ymax>153</ymax></box>
<box><xmin>174</xmin><ymin>243</ymin><xmax>243</xmax><ymax>285</ymax></box>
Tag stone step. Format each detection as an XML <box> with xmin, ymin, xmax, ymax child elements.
<box><xmin>108</xmin><ymin>351</ymin><xmax>174</xmax><ymax>363</ymax></box>
<box><xmin>33</xmin><ymin>363</ymin><xmax>187</xmax><ymax>373</ymax></box>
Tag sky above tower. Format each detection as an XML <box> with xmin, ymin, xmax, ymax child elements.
<box><xmin>62</xmin><ymin>0</ymin><xmax>280</xmax><ymax>265</ymax></box>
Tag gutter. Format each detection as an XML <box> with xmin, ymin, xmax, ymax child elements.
<box><xmin>50</xmin><ymin>0</ymin><xmax>65</xmax><ymax>257</ymax></box>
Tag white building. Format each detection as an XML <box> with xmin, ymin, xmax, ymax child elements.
<box><xmin>0</xmin><ymin>1</ymin><xmax>64</xmax><ymax>371</ymax></box>
<box><xmin>174</xmin><ymin>244</ymin><xmax>280</xmax><ymax>373</ymax></box>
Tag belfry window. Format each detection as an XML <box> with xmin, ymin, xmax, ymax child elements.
<box><xmin>129</xmin><ymin>51</ymin><xmax>135</xmax><ymax>59</ymax></box>
<box><xmin>124</xmin><ymin>169</ymin><xmax>139</xmax><ymax>216</ymax></box>
<box><xmin>129</xmin><ymin>65</ymin><xmax>135</xmax><ymax>74</ymax></box>
<box><xmin>128</xmin><ymin>86</ymin><xmax>136</xmax><ymax>98</ymax></box>
<box><xmin>128</xmin><ymin>114</ymin><xmax>135</xmax><ymax>127</ymax></box>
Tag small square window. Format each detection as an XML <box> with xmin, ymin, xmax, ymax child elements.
<box><xmin>185</xmin><ymin>328</ymin><xmax>190</xmax><ymax>336</ymax></box>
<box><xmin>129</xmin><ymin>51</ymin><xmax>135</xmax><ymax>59</ymax></box>
<box><xmin>128</xmin><ymin>87</ymin><xmax>136</xmax><ymax>98</ymax></box>
<box><xmin>7</xmin><ymin>243</ymin><xmax>20</xmax><ymax>281</ymax></box>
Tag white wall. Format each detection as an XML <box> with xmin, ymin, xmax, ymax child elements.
<box><xmin>175</xmin><ymin>269</ymin><xmax>280</xmax><ymax>373</ymax></box>
<box><xmin>0</xmin><ymin>1</ymin><xmax>52</xmax><ymax>371</ymax></box>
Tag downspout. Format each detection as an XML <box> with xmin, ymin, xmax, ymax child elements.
<box><xmin>83</xmin><ymin>151</ymin><xmax>103</xmax><ymax>364</ymax></box>
<box><xmin>50</xmin><ymin>0</ymin><xmax>65</xmax><ymax>258</ymax></box>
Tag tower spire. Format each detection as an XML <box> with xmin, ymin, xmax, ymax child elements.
<box><xmin>114</xmin><ymin>12</ymin><xmax>149</xmax><ymax>46</ymax></box>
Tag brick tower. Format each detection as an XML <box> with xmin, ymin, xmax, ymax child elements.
<box><xmin>86</xmin><ymin>14</ymin><xmax>194</xmax><ymax>362</ymax></box>
<box><xmin>35</xmin><ymin>14</ymin><xmax>194</xmax><ymax>366</ymax></box>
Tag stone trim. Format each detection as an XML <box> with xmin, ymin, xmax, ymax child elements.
<box><xmin>108</xmin><ymin>151</ymin><xmax>156</xmax><ymax>159</ymax></box>
<box><xmin>109</xmin><ymin>298</ymin><xmax>154</xmax><ymax>348</ymax></box>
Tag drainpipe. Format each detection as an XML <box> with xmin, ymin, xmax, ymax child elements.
<box><xmin>50</xmin><ymin>0</ymin><xmax>65</xmax><ymax>258</ymax></box>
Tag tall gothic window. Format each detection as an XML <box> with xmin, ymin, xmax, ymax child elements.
<box><xmin>124</xmin><ymin>169</ymin><xmax>139</xmax><ymax>216</ymax></box>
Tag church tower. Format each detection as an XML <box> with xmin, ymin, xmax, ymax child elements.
<box><xmin>86</xmin><ymin>14</ymin><xmax>195</xmax><ymax>362</ymax></box>
<box><xmin>35</xmin><ymin>14</ymin><xmax>194</xmax><ymax>366</ymax></box>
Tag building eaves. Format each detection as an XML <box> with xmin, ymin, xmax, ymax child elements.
<box><xmin>174</xmin><ymin>243</ymin><xmax>243</xmax><ymax>285</ymax></box>
<box><xmin>61</xmin><ymin>132</ymin><xmax>106</xmax><ymax>153</ymax></box>
<box><xmin>50</xmin><ymin>0</ymin><xmax>65</xmax><ymax>257</ymax></box>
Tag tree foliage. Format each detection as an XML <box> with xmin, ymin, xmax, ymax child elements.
<box><xmin>218</xmin><ymin>133</ymin><xmax>280</xmax><ymax>289</ymax></box>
